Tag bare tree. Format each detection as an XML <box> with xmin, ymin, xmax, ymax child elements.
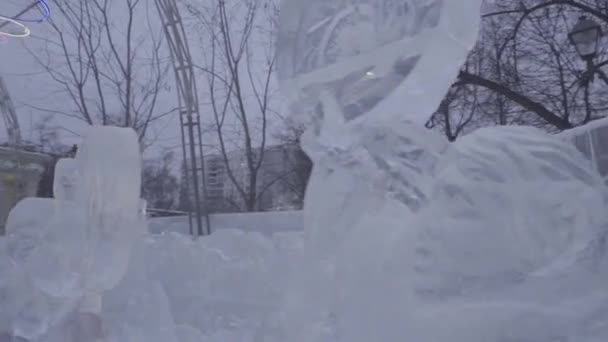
<box><xmin>26</xmin><ymin>0</ymin><xmax>173</xmax><ymax>146</ymax></box>
<box><xmin>185</xmin><ymin>0</ymin><xmax>278</xmax><ymax>212</ymax></box>
<box><xmin>429</xmin><ymin>0</ymin><xmax>608</xmax><ymax>138</ymax></box>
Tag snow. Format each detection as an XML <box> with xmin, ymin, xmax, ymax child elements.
<box><xmin>0</xmin><ymin>1</ymin><xmax>607</xmax><ymax>341</ymax></box>
<box><xmin>148</xmin><ymin>210</ymin><xmax>303</xmax><ymax>236</ymax></box>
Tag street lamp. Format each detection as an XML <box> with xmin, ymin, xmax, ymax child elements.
<box><xmin>568</xmin><ymin>15</ymin><xmax>608</xmax><ymax>86</ymax></box>
<box><xmin>569</xmin><ymin>16</ymin><xmax>602</xmax><ymax>62</ymax></box>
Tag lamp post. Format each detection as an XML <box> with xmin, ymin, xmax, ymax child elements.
<box><xmin>568</xmin><ymin>15</ymin><xmax>608</xmax><ymax>85</ymax></box>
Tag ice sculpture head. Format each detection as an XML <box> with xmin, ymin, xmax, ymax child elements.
<box><xmin>53</xmin><ymin>158</ymin><xmax>80</xmax><ymax>201</ymax></box>
<box><xmin>276</xmin><ymin>0</ymin><xmax>483</xmax><ymax>149</ymax></box>
<box><xmin>75</xmin><ymin>126</ymin><xmax>143</xmax><ymax>292</ymax></box>
<box><xmin>77</xmin><ymin>126</ymin><xmax>142</xmax><ymax>218</ymax></box>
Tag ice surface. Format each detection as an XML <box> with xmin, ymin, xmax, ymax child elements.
<box><xmin>77</xmin><ymin>126</ymin><xmax>142</xmax><ymax>218</ymax></box>
<box><xmin>73</xmin><ymin>126</ymin><xmax>144</xmax><ymax>294</ymax></box>
<box><xmin>142</xmin><ymin>230</ymin><xmax>299</xmax><ymax>339</ymax></box>
<box><xmin>0</xmin><ymin>126</ymin><xmax>147</xmax><ymax>340</ymax></box>
<box><xmin>275</xmin><ymin>0</ymin><xmax>608</xmax><ymax>341</ymax></box>
<box><xmin>100</xmin><ymin>241</ymin><xmax>179</xmax><ymax>342</ymax></box>
<box><xmin>276</xmin><ymin>1</ymin><xmax>485</xmax><ymax>340</ymax></box>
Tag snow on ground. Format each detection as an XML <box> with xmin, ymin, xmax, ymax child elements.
<box><xmin>148</xmin><ymin>210</ymin><xmax>303</xmax><ymax>236</ymax></box>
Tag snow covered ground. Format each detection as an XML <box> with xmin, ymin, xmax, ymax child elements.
<box><xmin>148</xmin><ymin>210</ymin><xmax>303</xmax><ymax>236</ymax></box>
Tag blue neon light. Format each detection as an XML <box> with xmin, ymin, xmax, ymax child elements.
<box><xmin>15</xmin><ymin>0</ymin><xmax>51</xmax><ymax>23</ymax></box>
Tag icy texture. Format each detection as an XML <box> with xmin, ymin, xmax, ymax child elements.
<box><xmin>275</xmin><ymin>0</ymin><xmax>608</xmax><ymax>341</ymax></box>
<box><xmin>73</xmin><ymin>126</ymin><xmax>144</xmax><ymax>294</ymax></box>
<box><xmin>22</xmin><ymin>127</ymin><xmax>143</xmax><ymax>300</ymax></box>
<box><xmin>100</xmin><ymin>241</ymin><xmax>179</xmax><ymax>342</ymax></box>
<box><xmin>143</xmin><ymin>230</ymin><xmax>300</xmax><ymax>339</ymax></box>
<box><xmin>276</xmin><ymin>0</ymin><xmax>483</xmax><ymax>153</ymax></box>
<box><xmin>0</xmin><ymin>126</ymin><xmax>146</xmax><ymax>340</ymax></box>
<box><xmin>53</xmin><ymin>158</ymin><xmax>80</xmax><ymax>201</ymax></box>
<box><xmin>276</xmin><ymin>1</ymin><xmax>484</xmax><ymax>340</ymax></box>
<box><xmin>278</xmin><ymin>126</ymin><xmax>608</xmax><ymax>342</ymax></box>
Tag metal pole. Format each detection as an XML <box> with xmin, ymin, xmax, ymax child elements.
<box><xmin>154</xmin><ymin>0</ymin><xmax>211</xmax><ymax>236</ymax></box>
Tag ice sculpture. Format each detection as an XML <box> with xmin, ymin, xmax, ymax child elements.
<box><xmin>72</xmin><ymin>126</ymin><xmax>144</xmax><ymax>294</ymax></box>
<box><xmin>0</xmin><ymin>126</ymin><xmax>146</xmax><ymax>341</ymax></box>
<box><xmin>276</xmin><ymin>0</ymin><xmax>484</xmax><ymax>340</ymax></box>
<box><xmin>276</xmin><ymin>0</ymin><xmax>608</xmax><ymax>341</ymax></box>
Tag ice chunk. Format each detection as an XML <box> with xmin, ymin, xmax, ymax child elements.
<box><xmin>4</xmin><ymin>198</ymin><xmax>56</xmax><ymax>263</ymax></box>
<box><xmin>74</xmin><ymin>126</ymin><xmax>144</xmax><ymax>293</ymax></box>
<box><xmin>138</xmin><ymin>230</ymin><xmax>301</xmax><ymax>340</ymax></box>
<box><xmin>101</xmin><ymin>241</ymin><xmax>179</xmax><ymax>342</ymax></box>
<box><xmin>13</xmin><ymin>126</ymin><xmax>144</xmax><ymax>300</ymax></box>
<box><xmin>77</xmin><ymin>126</ymin><xmax>142</xmax><ymax>218</ymax></box>
<box><xmin>53</xmin><ymin>158</ymin><xmax>80</xmax><ymax>201</ymax></box>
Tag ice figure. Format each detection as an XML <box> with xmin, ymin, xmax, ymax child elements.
<box><xmin>53</xmin><ymin>158</ymin><xmax>80</xmax><ymax>201</ymax></box>
<box><xmin>23</xmin><ymin>127</ymin><xmax>143</xmax><ymax>301</ymax></box>
<box><xmin>68</xmin><ymin>126</ymin><xmax>143</xmax><ymax>294</ymax></box>
<box><xmin>276</xmin><ymin>0</ymin><xmax>608</xmax><ymax>341</ymax></box>
<box><xmin>0</xmin><ymin>126</ymin><xmax>146</xmax><ymax>341</ymax></box>
<box><xmin>276</xmin><ymin>0</ymin><xmax>483</xmax><ymax>340</ymax></box>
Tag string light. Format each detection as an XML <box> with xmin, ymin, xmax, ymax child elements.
<box><xmin>15</xmin><ymin>0</ymin><xmax>51</xmax><ymax>23</ymax></box>
<box><xmin>0</xmin><ymin>16</ymin><xmax>31</xmax><ymax>38</ymax></box>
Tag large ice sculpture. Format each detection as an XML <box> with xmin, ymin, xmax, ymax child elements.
<box><xmin>276</xmin><ymin>1</ymin><xmax>484</xmax><ymax>340</ymax></box>
<box><xmin>0</xmin><ymin>126</ymin><xmax>146</xmax><ymax>341</ymax></box>
<box><xmin>276</xmin><ymin>0</ymin><xmax>608</xmax><ymax>341</ymax></box>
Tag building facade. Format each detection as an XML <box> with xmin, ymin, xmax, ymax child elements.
<box><xmin>185</xmin><ymin>144</ymin><xmax>309</xmax><ymax>213</ymax></box>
